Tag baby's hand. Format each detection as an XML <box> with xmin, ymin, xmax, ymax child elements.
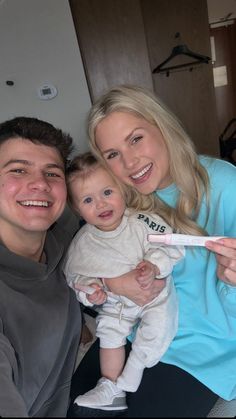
<box><xmin>136</xmin><ymin>260</ymin><xmax>159</xmax><ymax>289</ymax></box>
<box><xmin>87</xmin><ymin>283</ymin><xmax>107</xmax><ymax>305</ymax></box>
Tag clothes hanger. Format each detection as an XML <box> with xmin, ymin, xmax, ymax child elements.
<box><xmin>152</xmin><ymin>33</ymin><xmax>211</xmax><ymax>75</ymax></box>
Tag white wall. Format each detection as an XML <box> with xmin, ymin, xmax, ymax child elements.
<box><xmin>0</xmin><ymin>0</ymin><xmax>91</xmax><ymax>153</ymax></box>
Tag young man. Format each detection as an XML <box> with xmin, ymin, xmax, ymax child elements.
<box><xmin>0</xmin><ymin>116</ymin><xmax>81</xmax><ymax>417</ymax></box>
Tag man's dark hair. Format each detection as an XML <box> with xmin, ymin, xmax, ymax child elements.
<box><xmin>0</xmin><ymin>116</ymin><xmax>74</xmax><ymax>168</ymax></box>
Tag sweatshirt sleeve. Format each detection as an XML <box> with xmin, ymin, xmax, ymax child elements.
<box><xmin>64</xmin><ymin>237</ymin><xmax>104</xmax><ymax>306</ymax></box>
<box><xmin>217</xmin><ymin>281</ymin><xmax>236</xmax><ymax>318</ymax></box>
<box><xmin>144</xmin><ymin>245</ymin><xmax>185</xmax><ymax>278</ymax></box>
<box><xmin>212</xmin><ymin>160</ymin><xmax>236</xmax><ymax>316</ymax></box>
<box><xmin>0</xmin><ymin>329</ymin><xmax>28</xmax><ymax>417</ymax></box>
<box><xmin>138</xmin><ymin>214</ymin><xmax>185</xmax><ymax>277</ymax></box>
<box><xmin>66</xmin><ymin>273</ymin><xmax>103</xmax><ymax>307</ymax></box>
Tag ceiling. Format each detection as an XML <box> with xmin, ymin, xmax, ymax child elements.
<box><xmin>207</xmin><ymin>0</ymin><xmax>236</xmax><ymax>25</ymax></box>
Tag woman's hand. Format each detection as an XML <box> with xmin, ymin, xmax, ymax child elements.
<box><xmin>205</xmin><ymin>238</ymin><xmax>236</xmax><ymax>285</ymax></box>
<box><xmin>104</xmin><ymin>269</ymin><xmax>166</xmax><ymax>306</ymax></box>
<box><xmin>136</xmin><ymin>260</ymin><xmax>159</xmax><ymax>290</ymax></box>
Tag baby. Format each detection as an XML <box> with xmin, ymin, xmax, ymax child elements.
<box><xmin>64</xmin><ymin>152</ymin><xmax>184</xmax><ymax>413</ymax></box>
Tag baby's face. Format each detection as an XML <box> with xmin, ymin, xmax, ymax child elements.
<box><xmin>69</xmin><ymin>167</ymin><xmax>126</xmax><ymax>231</ymax></box>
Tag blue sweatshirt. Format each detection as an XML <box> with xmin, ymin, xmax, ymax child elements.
<box><xmin>155</xmin><ymin>156</ymin><xmax>236</xmax><ymax>400</ymax></box>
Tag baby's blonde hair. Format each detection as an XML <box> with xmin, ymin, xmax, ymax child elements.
<box><xmin>87</xmin><ymin>85</ymin><xmax>210</xmax><ymax>235</ymax></box>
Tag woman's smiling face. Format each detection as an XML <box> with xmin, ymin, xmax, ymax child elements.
<box><xmin>95</xmin><ymin>111</ymin><xmax>172</xmax><ymax>194</ymax></box>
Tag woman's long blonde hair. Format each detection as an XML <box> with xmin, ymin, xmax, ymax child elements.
<box><xmin>88</xmin><ymin>85</ymin><xmax>209</xmax><ymax>235</ymax></box>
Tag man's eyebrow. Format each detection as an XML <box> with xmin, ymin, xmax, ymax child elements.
<box><xmin>45</xmin><ymin>163</ymin><xmax>65</xmax><ymax>171</ymax></box>
<box><xmin>3</xmin><ymin>159</ymin><xmax>64</xmax><ymax>171</ymax></box>
<box><xmin>3</xmin><ymin>159</ymin><xmax>32</xmax><ymax>168</ymax></box>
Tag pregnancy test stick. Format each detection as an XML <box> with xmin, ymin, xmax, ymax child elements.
<box><xmin>148</xmin><ymin>233</ymin><xmax>224</xmax><ymax>247</ymax></box>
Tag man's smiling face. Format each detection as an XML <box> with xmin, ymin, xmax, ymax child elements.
<box><xmin>0</xmin><ymin>137</ymin><xmax>67</xmax><ymax>238</ymax></box>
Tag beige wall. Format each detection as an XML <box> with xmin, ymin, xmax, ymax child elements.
<box><xmin>0</xmin><ymin>0</ymin><xmax>91</xmax><ymax>153</ymax></box>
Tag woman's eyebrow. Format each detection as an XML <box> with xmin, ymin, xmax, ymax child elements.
<box><xmin>102</xmin><ymin>127</ymin><xmax>142</xmax><ymax>154</ymax></box>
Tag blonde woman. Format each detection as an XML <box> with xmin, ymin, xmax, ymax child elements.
<box><xmin>69</xmin><ymin>86</ymin><xmax>236</xmax><ymax>417</ymax></box>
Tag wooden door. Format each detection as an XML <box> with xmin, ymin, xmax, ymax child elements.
<box><xmin>69</xmin><ymin>0</ymin><xmax>153</xmax><ymax>102</ymax></box>
<box><xmin>210</xmin><ymin>22</ymin><xmax>236</xmax><ymax>135</ymax></box>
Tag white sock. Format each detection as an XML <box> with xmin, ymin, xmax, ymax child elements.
<box><xmin>116</xmin><ymin>361</ymin><xmax>144</xmax><ymax>392</ymax></box>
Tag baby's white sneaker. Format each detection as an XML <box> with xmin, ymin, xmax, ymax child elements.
<box><xmin>74</xmin><ymin>377</ymin><xmax>127</xmax><ymax>411</ymax></box>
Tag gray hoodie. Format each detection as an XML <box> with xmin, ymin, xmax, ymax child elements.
<box><xmin>0</xmin><ymin>222</ymin><xmax>81</xmax><ymax>417</ymax></box>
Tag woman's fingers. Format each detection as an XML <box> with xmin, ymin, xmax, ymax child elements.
<box><xmin>206</xmin><ymin>238</ymin><xmax>236</xmax><ymax>285</ymax></box>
